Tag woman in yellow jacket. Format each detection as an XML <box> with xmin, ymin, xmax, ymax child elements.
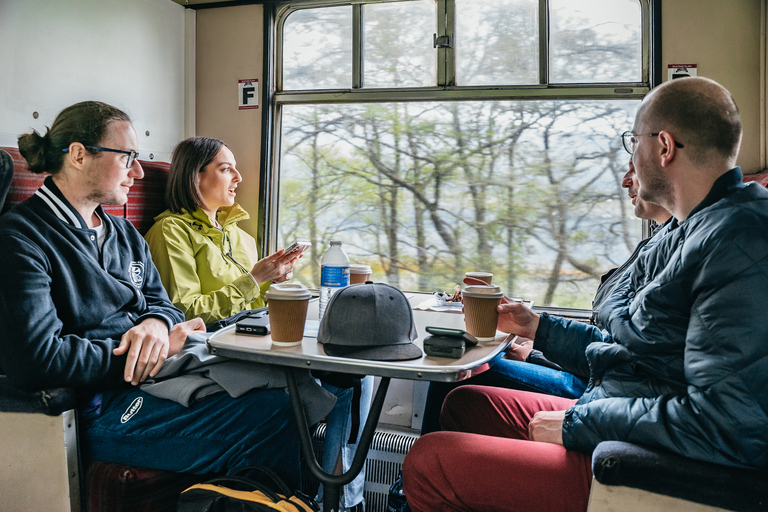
<box><xmin>146</xmin><ymin>137</ymin><xmax>370</xmax><ymax>512</ymax></box>
<box><xmin>145</xmin><ymin>137</ymin><xmax>298</xmax><ymax>325</ymax></box>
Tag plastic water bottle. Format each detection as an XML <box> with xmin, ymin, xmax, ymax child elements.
<box><xmin>318</xmin><ymin>240</ymin><xmax>350</xmax><ymax>320</ymax></box>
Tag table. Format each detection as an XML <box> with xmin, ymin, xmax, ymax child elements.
<box><xmin>206</xmin><ymin>294</ymin><xmax>515</xmax><ymax>512</ymax></box>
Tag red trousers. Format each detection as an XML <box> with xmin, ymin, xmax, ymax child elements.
<box><xmin>402</xmin><ymin>386</ymin><xmax>592</xmax><ymax>512</ymax></box>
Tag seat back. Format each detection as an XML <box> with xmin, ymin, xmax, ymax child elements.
<box><xmin>0</xmin><ymin>150</ymin><xmax>13</xmax><ymax>214</ymax></box>
<box><xmin>0</xmin><ymin>146</ymin><xmax>169</xmax><ymax>235</ymax></box>
<box><xmin>588</xmin><ymin>441</ymin><xmax>768</xmax><ymax>512</ymax></box>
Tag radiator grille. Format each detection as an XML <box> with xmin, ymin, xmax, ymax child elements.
<box><xmin>301</xmin><ymin>424</ymin><xmax>418</xmax><ymax>512</ymax></box>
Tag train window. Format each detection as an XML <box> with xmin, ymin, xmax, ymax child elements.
<box><xmin>363</xmin><ymin>0</ymin><xmax>436</xmax><ymax>88</ymax></box>
<box><xmin>455</xmin><ymin>0</ymin><xmax>539</xmax><ymax>86</ymax></box>
<box><xmin>550</xmin><ymin>0</ymin><xmax>643</xmax><ymax>83</ymax></box>
<box><xmin>283</xmin><ymin>6</ymin><xmax>353</xmax><ymax>90</ymax></box>
<box><xmin>271</xmin><ymin>0</ymin><xmax>650</xmax><ymax>308</ymax></box>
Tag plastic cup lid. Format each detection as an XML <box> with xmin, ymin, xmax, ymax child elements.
<box><xmin>350</xmin><ymin>264</ymin><xmax>372</xmax><ymax>274</ymax></box>
<box><xmin>462</xmin><ymin>284</ymin><xmax>503</xmax><ymax>299</ymax></box>
<box><xmin>465</xmin><ymin>271</ymin><xmax>493</xmax><ymax>278</ymax></box>
<box><xmin>266</xmin><ymin>282</ymin><xmax>311</xmax><ymax>300</ymax></box>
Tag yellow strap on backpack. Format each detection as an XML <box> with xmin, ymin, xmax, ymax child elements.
<box><xmin>180</xmin><ymin>483</ymin><xmax>316</xmax><ymax>511</ymax></box>
<box><xmin>177</xmin><ymin>467</ymin><xmax>319</xmax><ymax>512</ymax></box>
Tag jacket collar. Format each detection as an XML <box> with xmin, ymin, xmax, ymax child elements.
<box><xmin>687</xmin><ymin>167</ymin><xmax>743</xmax><ymax>220</ymax></box>
<box><xmin>35</xmin><ymin>177</ymin><xmax>104</xmax><ymax>230</ymax></box>
<box><xmin>186</xmin><ymin>204</ymin><xmax>249</xmax><ymax>228</ymax></box>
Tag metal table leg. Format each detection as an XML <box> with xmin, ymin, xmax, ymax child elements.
<box><xmin>285</xmin><ymin>367</ymin><xmax>390</xmax><ymax>512</ymax></box>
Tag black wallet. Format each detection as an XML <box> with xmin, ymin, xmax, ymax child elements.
<box><xmin>423</xmin><ymin>335</ymin><xmax>466</xmax><ymax>358</ymax></box>
<box><xmin>423</xmin><ymin>326</ymin><xmax>478</xmax><ymax>358</ymax></box>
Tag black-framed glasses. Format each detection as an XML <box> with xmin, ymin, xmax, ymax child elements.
<box><xmin>62</xmin><ymin>145</ymin><xmax>139</xmax><ymax>168</ymax></box>
<box><xmin>621</xmin><ymin>131</ymin><xmax>685</xmax><ymax>155</ymax></box>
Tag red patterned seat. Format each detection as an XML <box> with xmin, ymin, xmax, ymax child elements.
<box><xmin>1</xmin><ymin>146</ymin><xmax>169</xmax><ymax>236</ymax></box>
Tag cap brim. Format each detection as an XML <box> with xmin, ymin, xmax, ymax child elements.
<box><xmin>322</xmin><ymin>342</ymin><xmax>423</xmax><ymax>361</ymax></box>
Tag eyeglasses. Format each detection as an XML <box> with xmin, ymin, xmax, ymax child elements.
<box><xmin>62</xmin><ymin>145</ymin><xmax>139</xmax><ymax>168</ymax></box>
<box><xmin>621</xmin><ymin>131</ymin><xmax>685</xmax><ymax>155</ymax></box>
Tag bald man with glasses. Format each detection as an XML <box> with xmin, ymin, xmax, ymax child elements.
<box><xmin>403</xmin><ymin>77</ymin><xmax>768</xmax><ymax>512</ymax></box>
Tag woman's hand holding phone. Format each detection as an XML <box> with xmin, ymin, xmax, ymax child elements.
<box><xmin>250</xmin><ymin>250</ymin><xmax>297</xmax><ymax>283</ymax></box>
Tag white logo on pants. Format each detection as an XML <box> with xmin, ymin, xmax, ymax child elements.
<box><xmin>121</xmin><ymin>397</ymin><xmax>143</xmax><ymax>423</ymax></box>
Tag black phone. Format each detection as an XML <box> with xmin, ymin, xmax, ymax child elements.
<box><xmin>283</xmin><ymin>240</ymin><xmax>311</xmax><ymax>256</ymax></box>
<box><xmin>235</xmin><ymin>313</ymin><xmax>271</xmax><ymax>336</ymax></box>
<box><xmin>424</xmin><ymin>326</ymin><xmax>478</xmax><ymax>346</ymax></box>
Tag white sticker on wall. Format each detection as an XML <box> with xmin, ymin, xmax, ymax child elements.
<box><xmin>667</xmin><ymin>64</ymin><xmax>697</xmax><ymax>81</ymax></box>
<box><xmin>238</xmin><ymin>79</ymin><xmax>259</xmax><ymax>110</ymax></box>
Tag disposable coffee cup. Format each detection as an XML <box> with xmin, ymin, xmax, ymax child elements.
<box><xmin>266</xmin><ymin>283</ymin><xmax>311</xmax><ymax>346</ymax></box>
<box><xmin>462</xmin><ymin>285</ymin><xmax>503</xmax><ymax>341</ymax></box>
<box><xmin>349</xmin><ymin>264</ymin><xmax>372</xmax><ymax>285</ymax></box>
<box><xmin>465</xmin><ymin>271</ymin><xmax>493</xmax><ymax>285</ymax></box>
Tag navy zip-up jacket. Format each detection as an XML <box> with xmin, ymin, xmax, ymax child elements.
<box><xmin>535</xmin><ymin>168</ymin><xmax>768</xmax><ymax>469</ymax></box>
<box><xmin>0</xmin><ymin>177</ymin><xmax>184</xmax><ymax>391</ymax></box>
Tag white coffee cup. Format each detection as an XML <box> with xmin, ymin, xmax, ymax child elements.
<box><xmin>349</xmin><ymin>264</ymin><xmax>373</xmax><ymax>284</ymax></box>
<box><xmin>266</xmin><ymin>283</ymin><xmax>311</xmax><ymax>346</ymax></box>
<box><xmin>462</xmin><ymin>284</ymin><xmax>503</xmax><ymax>341</ymax></box>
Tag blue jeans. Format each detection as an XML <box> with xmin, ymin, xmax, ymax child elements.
<box><xmin>80</xmin><ymin>386</ymin><xmax>302</xmax><ymax>490</ymax></box>
<box><xmin>420</xmin><ymin>355</ymin><xmax>587</xmax><ymax>435</ymax></box>
<box><xmin>317</xmin><ymin>375</ymin><xmax>374</xmax><ymax>510</ymax></box>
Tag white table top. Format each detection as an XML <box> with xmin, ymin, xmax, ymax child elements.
<box><xmin>206</xmin><ymin>293</ymin><xmax>515</xmax><ymax>382</ymax></box>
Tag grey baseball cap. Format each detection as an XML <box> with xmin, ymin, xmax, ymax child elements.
<box><xmin>318</xmin><ymin>282</ymin><xmax>422</xmax><ymax>361</ymax></box>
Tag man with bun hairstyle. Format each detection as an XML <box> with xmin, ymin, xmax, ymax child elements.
<box><xmin>0</xmin><ymin>101</ymin><xmax>302</xmax><ymax>486</ymax></box>
<box><xmin>403</xmin><ymin>77</ymin><xmax>768</xmax><ymax>512</ymax></box>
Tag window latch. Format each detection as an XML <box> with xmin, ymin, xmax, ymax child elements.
<box><xmin>433</xmin><ymin>33</ymin><xmax>454</xmax><ymax>49</ymax></box>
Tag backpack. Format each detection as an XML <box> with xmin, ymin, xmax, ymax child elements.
<box><xmin>177</xmin><ymin>465</ymin><xmax>319</xmax><ymax>512</ymax></box>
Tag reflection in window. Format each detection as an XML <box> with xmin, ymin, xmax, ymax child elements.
<box><xmin>455</xmin><ymin>0</ymin><xmax>539</xmax><ymax>86</ymax></box>
<box><xmin>283</xmin><ymin>6</ymin><xmax>352</xmax><ymax>90</ymax></box>
<box><xmin>277</xmin><ymin>101</ymin><xmax>641</xmax><ymax>307</ymax></box>
<box><xmin>550</xmin><ymin>0</ymin><xmax>642</xmax><ymax>83</ymax></box>
<box><xmin>363</xmin><ymin>0</ymin><xmax>436</xmax><ymax>88</ymax></box>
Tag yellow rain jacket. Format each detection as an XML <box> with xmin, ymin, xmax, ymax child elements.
<box><xmin>144</xmin><ymin>204</ymin><xmax>271</xmax><ymax>324</ymax></box>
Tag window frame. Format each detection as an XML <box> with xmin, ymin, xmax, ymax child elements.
<box><xmin>260</xmin><ymin>0</ymin><xmax>657</xmax><ymax>256</ymax></box>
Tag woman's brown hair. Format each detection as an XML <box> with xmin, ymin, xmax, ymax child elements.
<box><xmin>166</xmin><ymin>137</ymin><xmax>226</xmax><ymax>214</ymax></box>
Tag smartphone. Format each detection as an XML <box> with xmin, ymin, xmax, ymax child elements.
<box><xmin>235</xmin><ymin>315</ymin><xmax>271</xmax><ymax>336</ymax></box>
<box><xmin>425</xmin><ymin>326</ymin><xmax>478</xmax><ymax>346</ymax></box>
<box><xmin>283</xmin><ymin>240</ymin><xmax>311</xmax><ymax>256</ymax></box>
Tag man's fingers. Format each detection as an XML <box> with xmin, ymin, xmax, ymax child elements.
<box><xmin>113</xmin><ymin>336</ymin><xmax>130</xmax><ymax>356</ymax></box>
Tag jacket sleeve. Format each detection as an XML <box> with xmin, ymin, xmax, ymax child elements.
<box><xmin>562</xmin><ymin>224</ymin><xmax>768</xmax><ymax>468</ymax></box>
<box><xmin>534</xmin><ymin>312</ymin><xmax>607</xmax><ymax>379</ymax></box>
<box><xmin>145</xmin><ymin>218</ymin><xmax>263</xmax><ymax>324</ymax></box>
<box><xmin>0</xmin><ymin>233</ymin><xmax>126</xmax><ymax>390</ymax></box>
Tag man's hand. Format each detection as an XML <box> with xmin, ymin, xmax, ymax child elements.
<box><xmin>113</xmin><ymin>318</ymin><xmax>171</xmax><ymax>385</ymax></box>
<box><xmin>169</xmin><ymin>317</ymin><xmax>207</xmax><ymax>355</ymax></box>
<box><xmin>497</xmin><ymin>300</ymin><xmax>540</xmax><ymax>339</ymax></box>
<box><xmin>505</xmin><ymin>337</ymin><xmax>534</xmax><ymax>361</ymax></box>
<box><xmin>528</xmin><ymin>410</ymin><xmax>566</xmax><ymax>445</ymax></box>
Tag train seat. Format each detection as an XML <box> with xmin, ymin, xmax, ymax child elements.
<box><xmin>0</xmin><ymin>146</ymin><xmax>206</xmax><ymax>512</ymax></box>
<box><xmin>587</xmin><ymin>170</ymin><xmax>768</xmax><ymax>512</ymax></box>
<box><xmin>588</xmin><ymin>441</ymin><xmax>768</xmax><ymax>512</ymax></box>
